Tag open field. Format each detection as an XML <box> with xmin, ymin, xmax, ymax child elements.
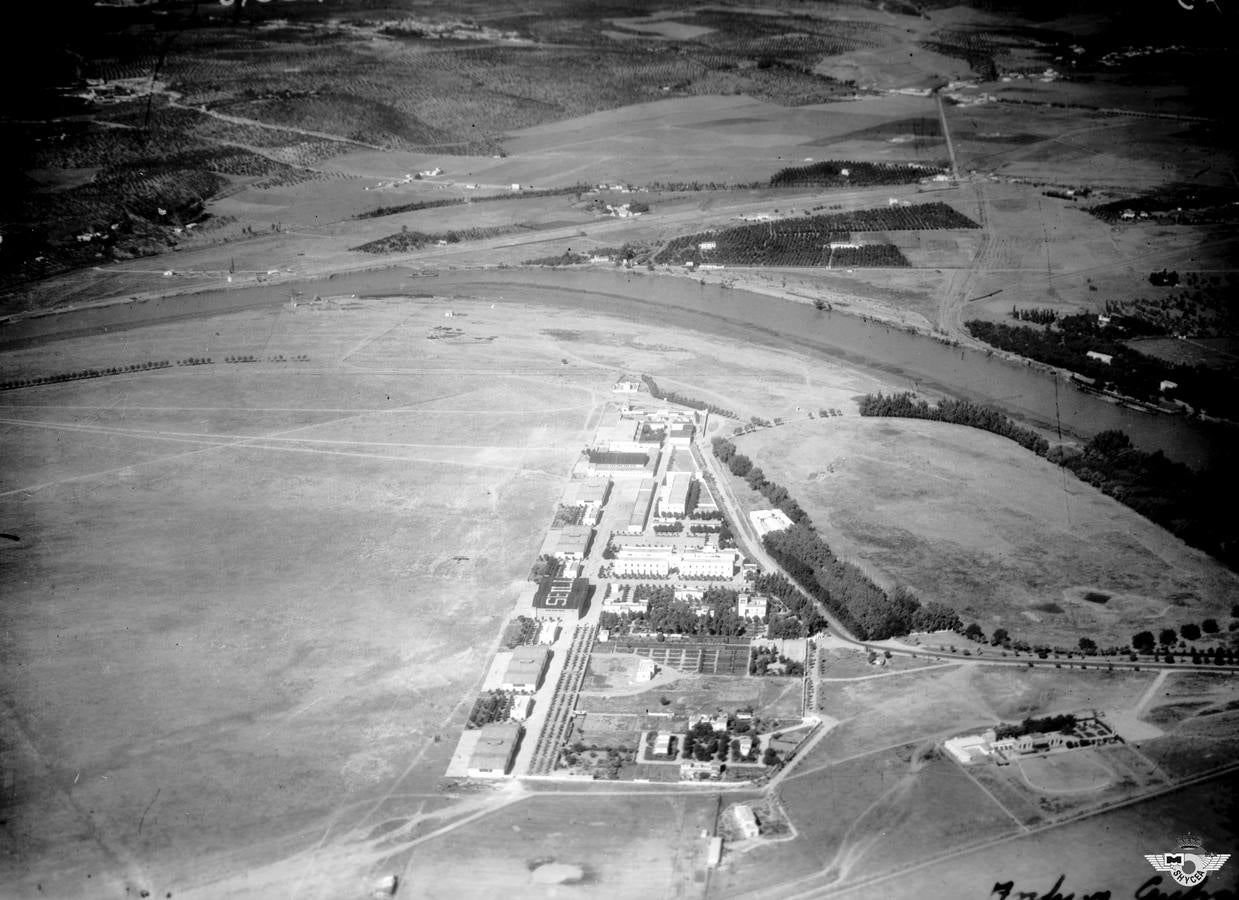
<box><xmin>735</xmin><ymin>416</ymin><xmax>1238</xmax><ymax>649</ymax></box>
<box><xmin>398</xmin><ymin>790</ymin><xmax>728</xmax><ymax>899</ymax></box>
<box><xmin>0</xmin><ymin>287</ymin><xmax>934</xmax><ymax>897</ymax></box>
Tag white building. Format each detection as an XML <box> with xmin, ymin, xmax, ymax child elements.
<box><xmin>612</xmin><ymin>544</ymin><xmax>737</xmax><ymax>579</ymax></box>
<box><xmin>677</xmin><ymin>547</ymin><xmax>738</xmax><ymax>579</ymax></box>
<box><xmin>614</xmin><ymin>544</ymin><xmax>675</xmax><ymax>577</ymax></box>
<box><xmin>733</xmin><ymin>804</ymin><xmax>760</xmax><ymax>840</ymax></box>
<box><xmin>1086</xmin><ymin>350</ymin><xmax>1113</xmax><ymax>365</ymax></box>
<box><xmin>749</xmin><ymin>508</ymin><xmax>793</xmax><ymax>538</ymax></box>
<box><xmin>944</xmin><ymin>734</ymin><xmax>992</xmax><ymax>765</ymax></box>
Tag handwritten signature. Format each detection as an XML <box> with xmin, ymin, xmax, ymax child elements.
<box><xmin>992</xmin><ymin>874</ymin><xmax>1235</xmax><ymax>900</ymax></box>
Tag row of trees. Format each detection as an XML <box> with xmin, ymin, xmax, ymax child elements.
<box><xmin>641</xmin><ymin>375</ymin><xmax>736</xmax><ymax>418</ymax></box>
<box><xmin>858</xmin><ymin>392</ymin><xmax>1049</xmax><ymax>456</ymax></box>
<box><xmin>1132</xmin><ymin>617</ymin><xmax>1225</xmax><ymax>652</ymax></box>
<box><xmin>712</xmin><ymin>437</ymin><xmax>810</xmax><ymax>527</ymax></box>
<box><xmin>1</xmin><ymin>359</ymin><xmax>173</xmax><ymax>391</ymax></box>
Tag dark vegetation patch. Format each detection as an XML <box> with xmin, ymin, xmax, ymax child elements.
<box><xmin>1082</xmin><ymin>592</ymin><xmax>1110</xmax><ymax>605</ymax></box>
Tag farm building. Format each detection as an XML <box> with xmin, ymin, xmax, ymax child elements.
<box><xmin>532</xmin><ymin>576</ymin><xmax>590</xmax><ymax>619</ymax></box>
<box><xmin>732</xmin><ymin>805</ymin><xmax>760</xmax><ymax>840</ymax></box>
<box><xmin>749</xmin><ymin>508</ymin><xmax>793</xmax><ymax>538</ymax></box>
<box><xmin>707</xmin><ymin>836</ymin><xmax>723</xmax><ymax>867</ymax></box>
<box><xmin>653</xmin><ymin>732</ymin><xmax>674</xmax><ymax>755</ymax></box>
<box><xmin>613</xmin><ymin>375</ymin><xmax>643</xmax><ymax>393</ymax></box>
<box><xmin>467</xmin><ymin>722</ymin><xmax>522</xmax><ymax>778</ymax></box>
<box><xmin>625</xmin><ymin>478</ymin><xmax>658</xmax><ymax>533</ymax></box>
<box><xmin>500</xmin><ymin>645</ymin><xmax>551</xmax><ymax>693</ymax></box>
<box><xmin>1086</xmin><ymin>350</ymin><xmax>1113</xmax><ymax>365</ymax></box>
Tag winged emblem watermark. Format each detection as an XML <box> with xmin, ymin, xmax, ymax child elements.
<box><xmin>1145</xmin><ymin>834</ymin><xmax>1230</xmax><ymax>887</ymax></box>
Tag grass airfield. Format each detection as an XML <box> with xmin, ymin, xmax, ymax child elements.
<box><xmin>5</xmin><ymin>0</ymin><xmax>1239</xmax><ymax>897</ymax></box>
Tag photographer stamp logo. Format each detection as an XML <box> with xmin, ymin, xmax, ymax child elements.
<box><xmin>1144</xmin><ymin>834</ymin><xmax>1230</xmax><ymax>887</ymax></box>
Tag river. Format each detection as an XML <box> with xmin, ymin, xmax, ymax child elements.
<box><xmin>0</xmin><ymin>266</ymin><xmax>1228</xmax><ymax>469</ymax></box>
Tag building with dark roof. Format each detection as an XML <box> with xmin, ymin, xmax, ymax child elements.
<box><xmin>532</xmin><ymin>576</ymin><xmax>589</xmax><ymax>618</ymax></box>
<box><xmin>588</xmin><ymin>450</ymin><xmax>649</xmax><ymax>469</ymax></box>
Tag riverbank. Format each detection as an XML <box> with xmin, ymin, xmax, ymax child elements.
<box><xmin>2</xmin><ymin>265</ymin><xmax>1229</xmax><ymax>470</ymax></box>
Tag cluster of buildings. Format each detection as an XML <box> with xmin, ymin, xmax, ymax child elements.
<box><xmin>944</xmin><ymin>715</ymin><xmax>1120</xmax><ymax>766</ymax></box>
<box><xmin>610</xmin><ymin>543</ymin><xmax>740</xmax><ymax>579</ymax></box>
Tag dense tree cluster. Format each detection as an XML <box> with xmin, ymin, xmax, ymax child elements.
<box><xmin>353</xmin><ymin>224</ymin><xmax>524</xmax><ymax>253</ymax></box>
<box><xmin>769</xmin><ymin>160</ymin><xmax>940</xmax><ymax>189</ymax></box>
<box><xmin>524</xmin><ymin>251</ymin><xmax>591</xmax><ymax>267</ymax></box>
<box><xmin>1009</xmin><ymin>306</ymin><xmax>1059</xmax><ymax>325</ymax></box>
<box><xmin>993</xmin><ymin>714</ymin><xmax>1077</xmax><ymax>740</ymax></box>
<box><xmin>653</xmin><ymin>203</ymin><xmax>973</xmax><ymax>268</ymax></box>
<box><xmin>467</xmin><ymin>691</ymin><xmax>513</xmax><ymax>729</ymax></box>
<box><xmin>749</xmin><ymin>645</ymin><xmax>804</xmax><ymax>676</ymax></box>
<box><xmin>966</xmin><ymin>316</ymin><xmax>1239</xmax><ymax>419</ymax></box>
<box><xmin>598</xmin><ymin>586</ymin><xmax>757</xmax><ymax>637</ymax></box>
<box><xmin>1057</xmin><ymin>430</ymin><xmax>1237</xmax><ymax>570</ymax></box>
<box><xmin>355</xmin><ymin>196</ymin><xmax>464</xmax><ymax>220</ymax></box>
<box><xmin>858</xmin><ymin>392</ymin><xmax>1049</xmax><ymax>456</ymax></box>
<box><xmin>682</xmin><ymin>720</ymin><xmax>731</xmax><ymax>763</ymax></box>
<box><xmin>763</xmin><ymin>525</ymin><xmax>959</xmax><ymax>640</ymax></box>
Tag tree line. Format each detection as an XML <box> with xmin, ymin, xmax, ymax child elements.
<box><xmin>858</xmin><ymin>392</ymin><xmax>1049</xmax><ymax>456</ymax></box>
<box><xmin>642</xmin><ymin>375</ymin><xmax>736</xmax><ymax>418</ymax></box>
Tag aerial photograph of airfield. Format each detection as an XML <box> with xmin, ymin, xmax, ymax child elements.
<box><xmin>2</xmin><ymin>0</ymin><xmax>1238</xmax><ymax>898</ymax></box>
